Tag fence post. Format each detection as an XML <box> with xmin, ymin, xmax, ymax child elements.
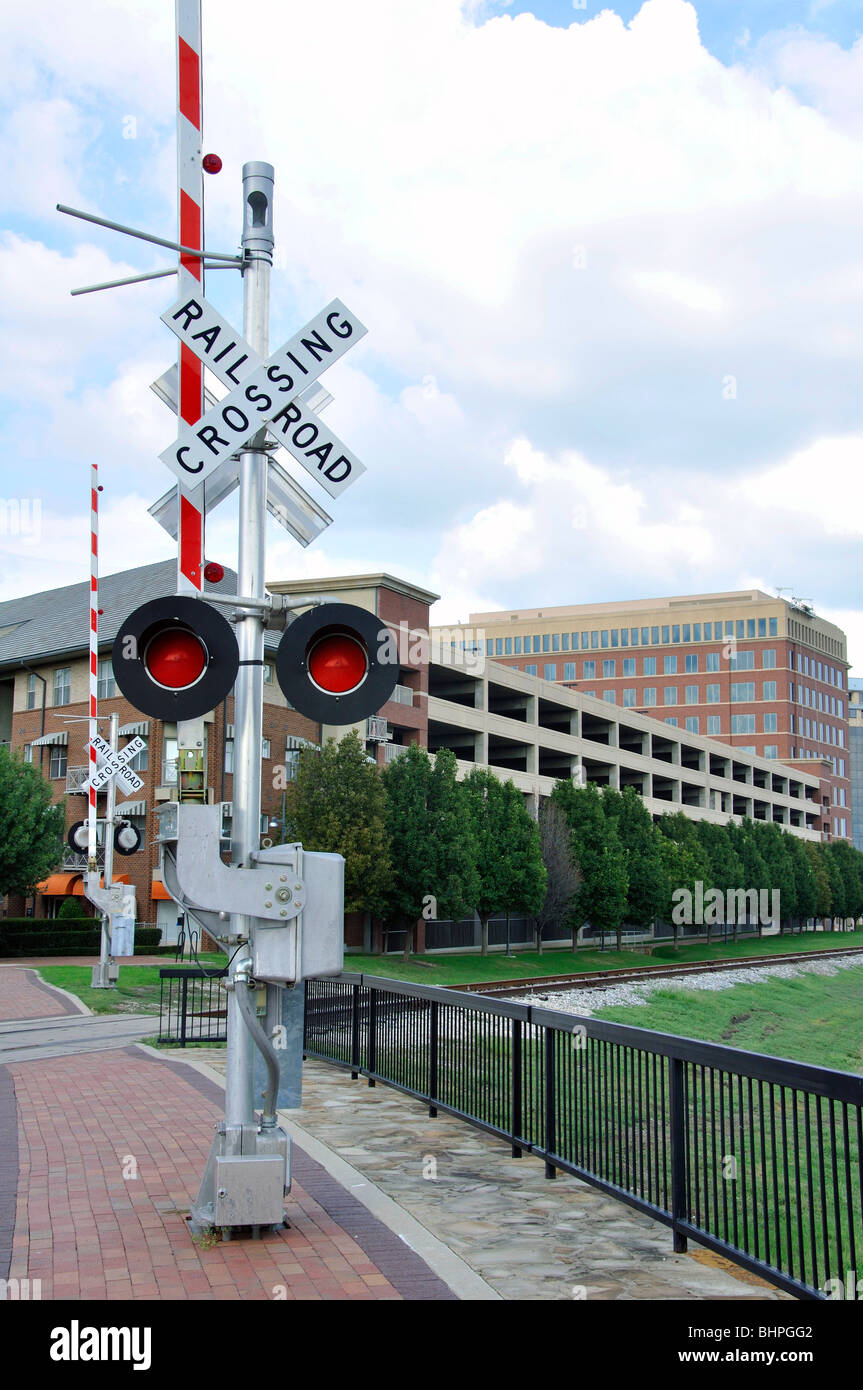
<box><xmin>669</xmin><ymin>1054</ymin><xmax>689</xmax><ymax>1252</ymax></box>
<box><xmin>180</xmin><ymin>973</ymin><xmax>188</xmax><ymax>1050</ymax></box>
<box><xmin>428</xmin><ymin>1000</ymin><xmax>439</xmax><ymax>1117</ymax></box>
<box><xmin>544</xmin><ymin>1027</ymin><xmax>557</xmax><ymax>1179</ymax></box>
<box><xmin>511</xmin><ymin>1018</ymin><xmax>523</xmax><ymax>1158</ymax></box>
<box><xmin>368</xmin><ymin>988</ymin><xmax>377</xmax><ymax>1087</ymax></box>
<box><xmin>351</xmin><ymin>983</ymin><xmax>360</xmax><ymax>1080</ymax></box>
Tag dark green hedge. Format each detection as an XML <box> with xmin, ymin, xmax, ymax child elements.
<box><xmin>0</xmin><ymin>926</ymin><xmax>162</xmax><ymax>957</ymax></box>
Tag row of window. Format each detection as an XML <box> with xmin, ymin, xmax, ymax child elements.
<box><xmin>534</xmin><ymin>671</ymin><xmax>782</xmax><ymax>705</ymax></box>
<box><xmin>528</xmin><ymin>651</ymin><xmax>779</xmax><ymax>680</ymax></box>
<box><xmin>789</xmin><ymin>683</ymin><xmax>844</xmax><ymax>717</ymax></box>
<box><xmin>491</xmin><ymin>617</ymin><xmax>780</xmax><ymax>657</ymax></box>
<box><xmin>789</xmin><ymin>716</ymin><xmax>845</xmax><ymax>747</ymax></box>
<box><xmin>792</xmin><ymin>652</ymin><xmax>844</xmax><ymax>687</ymax></box>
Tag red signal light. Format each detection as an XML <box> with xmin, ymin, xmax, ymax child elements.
<box><xmin>202</xmin><ymin>153</ymin><xmax>222</xmax><ymax>174</ymax></box>
<box><xmin>308</xmin><ymin>633</ymin><xmax>368</xmax><ymax>694</ymax></box>
<box><xmin>203</xmin><ymin>561</ymin><xmax>225</xmax><ymax>583</ymax></box>
<box><xmin>145</xmin><ymin>628</ymin><xmax>207</xmax><ymax>690</ymax></box>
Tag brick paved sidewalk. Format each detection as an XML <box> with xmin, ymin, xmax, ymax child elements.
<box><xmin>1</xmin><ymin>1046</ymin><xmax>455</xmax><ymax>1301</ymax></box>
<box><xmin>0</xmin><ymin>967</ymin><xmax>80</xmax><ymax>1022</ymax></box>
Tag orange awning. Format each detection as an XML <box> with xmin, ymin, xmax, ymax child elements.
<box><xmin>36</xmin><ymin>873</ymin><xmax>81</xmax><ymax>896</ymax></box>
<box><xmin>71</xmin><ymin>873</ymin><xmax>130</xmax><ymax>896</ymax></box>
<box><xmin>151</xmin><ymin>881</ymin><xmax>173</xmax><ymax>900</ymax></box>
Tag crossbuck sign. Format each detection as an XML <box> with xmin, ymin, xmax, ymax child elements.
<box><xmin>159</xmin><ymin>296</ymin><xmax>367</xmax><ymax>496</ymax></box>
<box><xmin>87</xmin><ymin>733</ymin><xmax>145</xmax><ymax>794</ymax></box>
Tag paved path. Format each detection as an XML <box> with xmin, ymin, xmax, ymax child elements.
<box><xmin>2</xmin><ymin>1046</ymin><xmax>459</xmax><ymax>1300</ymax></box>
<box><xmin>0</xmin><ymin>1013</ymin><xmax>158</xmax><ymax>1064</ymax></box>
<box><xmin>185</xmin><ymin>1050</ymin><xmax>788</xmax><ymax>1302</ymax></box>
<box><xmin>0</xmin><ymin>966</ymin><xmax>82</xmax><ymax>1022</ymax></box>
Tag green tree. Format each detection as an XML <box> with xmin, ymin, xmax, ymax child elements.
<box><xmin>464</xmin><ymin>768</ymin><xmax>511</xmax><ymax>956</ymax></box>
<box><xmin>803</xmin><ymin>841</ymin><xmax>832</xmax><ymax>922</ymax></box>
<box><xmin>726</xmin><ymin>819</ymin><xmax>769</xmax><ymax>939</ymax></box>
<box><xmin>694</xmin><ymin>821</ymin><xmax>744</xmax><ymax>942</ymax></box>
<box><xmin>57</xmin><ymin>896</ymin><xmax>88</xmax><ymax>920</ymax></box>
<box><xmin>752</xmin><ymin>822</ymin><xmax>797</xmax><ymax>932</ymax></box>
<box><xmin>382</xmin><ymin>746</ymin><xmax>478</xmax><ymax>960</ymax></box>
<box><xmin>286</xmin><ymin>731</ymin><xmax>392</xmax><ymax>918</ymax></box>
<box><xmin>499</xmin><ymin>781</ymin><xmax>546</xmax><ymax>947</ymax></box>
<box><xmin>657</xmin><ymin>812</ymin><xmax>711</xmax><ymax>949</ymax></box>
<box><xmin>604</xmin><ymin>786</ymin><xmax>667</xmax><ymax>939</ymax></box>
<box><xmin>0</xmin><ymin>748</ymin><xmax>65</xmax><ymax>896</ymax></box>
<box><xmin>783</xmin><ymin>833</ymin><xmax>818</xmax><ymax>930</ymax></box>
<box><xmin>553</xmin><ymin>781</ymin><xmax>628</xmax><ymax>949</ymax></box>
<box><xmin>822</xmin><ymin>843</ymin><xmax>848</xmax><ymax>928</ymax></box>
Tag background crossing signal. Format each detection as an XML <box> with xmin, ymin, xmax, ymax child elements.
<box><xmin>112</xmin><ymin>596</ymin><xmax>239</xmax><ymax>721</ymax></box>
<box><xmin>275</xmin><ymin>603</ymin><xmax>398</xmax><ymax>724</ymax></box>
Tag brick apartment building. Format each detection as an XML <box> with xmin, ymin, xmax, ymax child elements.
<box><xmin>436</xmin><ymin>590</ymin><xmax>852</xmax><ymax>842</ymax></box>
<box><xmin>0</xmin><ymin>561</ymin><xmax>435</xmax><ymax>934</ymax></box>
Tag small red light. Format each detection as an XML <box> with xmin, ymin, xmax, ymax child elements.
<box><xmin>203</xmin><ymin>562</ymin><xmax>225</xmax><ymax>583</ymax></box>
<box><xmin>308</xmin><ymin>633</ymin><xmax>368</xmax><ymax>694</ymax></box>
<box><xmin>202</xmin><ymin>153</ymin><xmax>222</xmax><ymax>174</ymax></box>
<box><xmin>146</xmin><ymin>627</ymin><xmax>207</xmax><ymax>690</ymax></box>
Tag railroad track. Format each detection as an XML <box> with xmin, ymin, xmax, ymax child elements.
<box><xmin>450</xmin><ymin>944</ymin><xmax>863</xmax><ymax>999</ymax></box>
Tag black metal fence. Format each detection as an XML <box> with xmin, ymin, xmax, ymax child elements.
<box><xmin>159</xmin><ymin>967</ymin><xmax>227</xmax><ymax>1046</ymax></box>
<box><xmin>304</xmin><ymin>973</ymin><xmax>863</xmax><ymax>1300</ymax></box>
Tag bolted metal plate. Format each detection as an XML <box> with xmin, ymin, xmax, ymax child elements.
<box><xmin>214</xmin><ymin>1154</ymin><xmax>285</xmax><ymax>1227</ymax></box>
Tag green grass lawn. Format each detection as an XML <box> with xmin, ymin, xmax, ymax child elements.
<box><xmin>592</xmin><ymin>966</ymin><xmax>863</xmax><ymax>1075</ymax></box>
<box><xmin>38</xmin><ymin>955</ymin><xmax>226</xmax><ymax>1015</ymax></box>
<box><xmin>346</xmin><ymin>927</ymin><xmax>863</xmax><ymax>988</ymax></box>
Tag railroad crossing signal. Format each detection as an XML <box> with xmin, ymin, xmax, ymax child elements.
<box><xmin>275</xmin><ymin>602</ymin><xmax>399</xmax><ymax>724</ymax></box>
<box><xmin>87</xmin><ymin>732</ymin><xmax>146</xmax><ymax>793</ymax></box>
<box><xmin>111</xmin><ymin>595</ymin><xmax>239</xmax><ymax>721</ymax></box>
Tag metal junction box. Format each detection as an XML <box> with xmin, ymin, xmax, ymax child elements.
<box><xmin>252</xmin><ymin>846</ymin><xmax>344</xmax><ymax>984</ymax></box>
<box><xmin>213</xmin><ymin>1154</ymin><xmax>286</xmax><ymax>1228</ymax></box>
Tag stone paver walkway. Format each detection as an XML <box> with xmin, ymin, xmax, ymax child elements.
<box><xmin>182</xmin><ymin>1051</ymin><xmax>788</xmax><ymax>1302</ymax></box>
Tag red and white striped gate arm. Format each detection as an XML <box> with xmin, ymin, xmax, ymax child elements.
<box><xmin>87</xmin><ymin>463</ymin><xmax>99</xmax><ymax>870</ymax></box>
<box><xmin>175</xmin><ymin>0</ymin><xmax>205</xmax><ymax>592</ymax></box>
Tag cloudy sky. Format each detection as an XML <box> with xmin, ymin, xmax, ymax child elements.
<box><xmin>1</xmin><ymin>0</ymin><xmax>862</xmax><ymax>668</ymax></box>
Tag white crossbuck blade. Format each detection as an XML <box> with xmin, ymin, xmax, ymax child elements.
<box><xmin>87</xmin><ymin>734</ymin><xmax>145</xmax><ymax>794</ymax></box>
<box><xmin>159</xmin><ymin>294</ymin><xmax>367</xmax><ymax>496</ymax></box>
<box><xmin>148</xmin><ymin>365</ymin><xmax>333</xmax><ymax>547</ymax></box>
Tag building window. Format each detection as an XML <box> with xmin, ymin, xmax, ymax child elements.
<box><xmin>53</xmin><ymin>667</ymin><xmax>71</xmax><ymax>706</ymax></box>
<box><xmin>664</xmin><ymin>687</ymin><xmax>677</xmax><ymax>705</ymax></box>
<box><xmin>542</xmin><ymin>634</ymin><xmax>550</xmax><ymax>652</ymax></box>
<box><xmin>623</xmin><ymin>688</ymin><xmax>636</xmax><ymax>707</ymax></box>
<box><xmin>685</xmin><ymin>717</ymin><xmax>699</xmax><ymax>734</ymax></box>
<box><xmin>563</xmin><ymin>662</ymin><xmax>575</xmax><ymax>681</ymax></box>
<box><xmin>561</xmin><ymin>634</ymin><xmax>569</xmax><ymax>651</ymax></box>
<box><xmin>731</xmin><ymin>714</ymin><xmax>756</xmax><ymax>735</ymax></box>
<box><xmin>583</xmin><ymin>660</ymin><xmax>596</xmax><ymax>679</ymax></box>
<box><xmin>758</xmin><ymin>618</ymin><xmax>766</xmax><ymax>637</ymax></box>
<box><xmin>706</xmin><ymin>684</ymin><xmax>720</xmax><ymax>703</ymax></box>
<box><xmin>693</xmin><ymin>624</ymin><xmax>701</xmax><ymax>641</ymax></box>
<box><xmin>769</xmin><ymin>618</ymin><xmax>778</xmax><ymax>635</ymax></box>
<box><xmin>603</xmin><ymin>690</ymin><xmax>616</xmax><ymax>704</ymax></box>
<box><xmin>552</xmin><ymin>634</ymin><xmax>559</xmax><ymax>652</ymax></box>
<box><xmin>532</xmin><ymin>636</ymin><xmax>540</xmax><ymax>653</ymax></box>
<box><xmin>26</xmin><ymin>673</ymin><xmax>37</xmax><ymax>710</ymax></box>
<box><xmin>664</xmin><ymin>655</ymin><xmax>677</xmax><ymax>674</ymax></box>
<box><xmin>603</xmin><ymin>659</ymin><xmax>615</xmax><ymax>677</ymax></box>
<box><xmin>23</xmin><ymin>743</ymin><xmax>33</xmax><ymax>762</ymax></box>
<box><xmin>651</xmin><ymin>627</ymin><xmax>659</xmax><ymax>644</ymax></box>
<box><xmin>672</xmin><ymin>625</ymin><xmax>680</xmax><ymax>643</ymax></box>
<box><xmin>683</xmin><ymin>625</ymin><xmax>691</xmax><ymax>642</ymax></box>
<box><xmin>623</xmin><ymin>658</ymin><xmax>635</xmax><ymax>677</ymax></box>
<box><xmin>643</xmin><ymin>688</ymin><xmax>656</xmax><ymax>707</ymax></box>
<box><xmin>49</xmin><ymin>744</ymin><xmax>67</xmax><ymax>779</ymax></box>
<box><xmin>505</xmin><ymin>637</ymin><xmax>512</xmax><ymax>655</ymax></box>
<box><xmin>730</xmin><ymin>682</ymin><xmax>755</xmax><ymax>703</ymax></box>
<box><xmin>644</xmin><ymin>656</ymin><xmax>656</xmax><ymax>676</ymax></box>
<box><xmin>706</xmin><ymin>652</ymin><xmax>719</xmax><ymax>672</ymax></box>
<box><xmin>762</xmin><ymin>650</ymin><xmax>776</xmax><ymax>669</ymax></box>
<box><xmin>263</xmin><ymin>662</ymin><xmax>273</xmax><ymax>683</ymax></box>
<box><xmin>664</xmin><ymin>717</ymin><xmax>678</xmax><ymax>727</ymax></box>
<box><xmin>225</xmin><ymin>739</ymin><xmax>234</xmax><ymax>775</ymax></box>
<box><xmin>685</xmin><ymin>685</ymin><xmax>698</xmax><ymax>704</ymax></box>
<box><xmin>97</xmin><ymin>659</ymin><xmax>115</xmax><ymax>701</ymax></box>
<box><xmin>620</xmin><ymin>630</ymin><xmax>628</xmax><ymax>647</ymax></box>
<box><xmin>262</xmin><ymin>738</ymin><xmax>271</xmax><ymax>759</ymax></box>
<box><xmin>763</xmin><ymin>680</ymin><xmax>777</xmax><ymax>702</ymax></box>
<box><xmin>525</xmin><ymin>664</ymin><xmax>537</xmax><ymax>676</ymax></box>
<box><xmin>763</xmin><ymin>745</ymin><xmax>778</xmax><ymax>759</ymax></box>
<box><xmin>591</xmin><ymin>632</ymin><xmax>599</xmax><ymax>649</ymax></box>
<box><xmin>640</xmin><ymin>628</ymin><xmax>649</xmax><ymax>646</ymax></box>
<box><xmin>495</xmin><ymin>638</ymin><xmax>503</xmax><ymax>656</ymax></box>
<box><xmin>704</xmin><ymin>623</ymin><xmax>713</xmax><ymax>640</ymax></box>
<box><xmin>764</xmin><ymin>713</ymin><xmax>777</xmax><ymax>733</ymax></box>
<box><xmin>707</xmin><ymin>716</ymin><xmax>721</xmax><ymax>736</ymax></box>
<box><xmin>685</xmin><ymin>654</ymin><xmax>698</xmax><ymax>673</ymax></box>
<box><xmin>544</xmin><ymin>663</ymin><xmax>557</xmax><ymax>681</ymax></box>
<box><xmin>730</xmin><ymin>650</ymin><xmax>754</xmax><ymax>671</ymax></box>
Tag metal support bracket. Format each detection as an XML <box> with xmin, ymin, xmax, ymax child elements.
<box><xmin>156</xmin><ymin>803</ymin><xmax>305</xmax><ymax>922</ymax></box>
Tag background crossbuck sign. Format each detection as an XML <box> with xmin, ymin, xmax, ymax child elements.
<box><xmin>159</xmin><ymin>297</ymin><xmax>367</xmax><ymax>495</ymax></box>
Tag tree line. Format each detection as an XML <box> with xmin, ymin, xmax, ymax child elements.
<box><xmin>286</xmin><ymin>734</ymin><xmax>863</xmax><ymax>957</ymax></box>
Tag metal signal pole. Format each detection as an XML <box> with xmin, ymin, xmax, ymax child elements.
<box><xmin>223</xmin><ymin>163</ymin><xmax>274</xmax><ymax>1140</ymax></box>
